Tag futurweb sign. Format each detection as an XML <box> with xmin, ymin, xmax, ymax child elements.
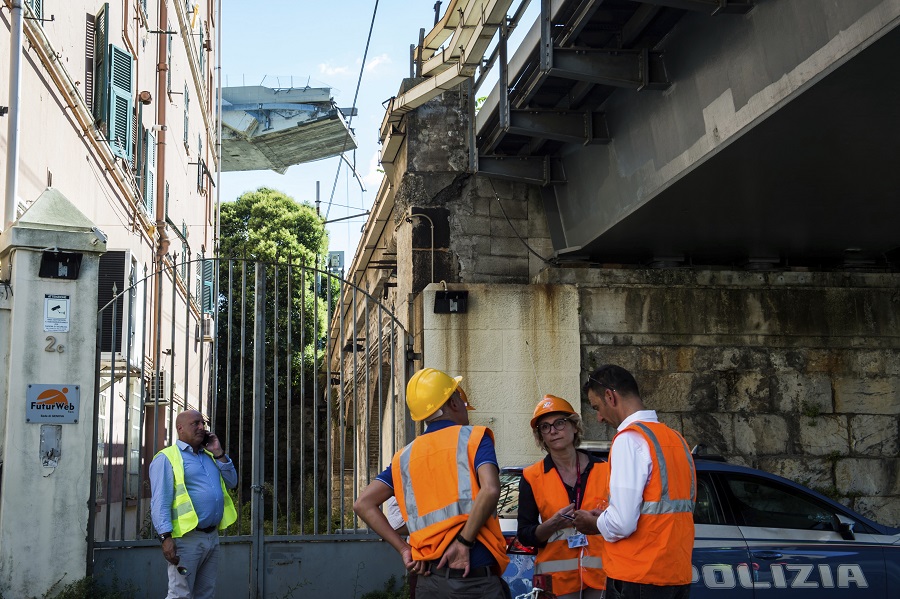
<box><xmin>26</xmin><ymin>384</ymin><xmax>80</xmax><ymax>424</ymax></box>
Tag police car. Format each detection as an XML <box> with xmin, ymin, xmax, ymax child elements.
<box><xmin>497</xmin><ymin>456</ymin><xmax>900</xmax><ymax>598</ymax></box>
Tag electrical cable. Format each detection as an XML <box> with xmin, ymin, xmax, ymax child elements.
<box><xmin>324</xmin><ymin>0</ymin><xmax>380</xmax><ymax>220</ymax></box>
<box><xmin>488</xmin><ymin>178</ymin><xmax>559</xmax><ymax>267</ymax></box>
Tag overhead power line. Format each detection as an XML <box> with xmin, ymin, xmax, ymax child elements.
<box><xmin>325</xmin><ymin>0</ymin><xmax>380</xmax><ymax>220</ymax></box>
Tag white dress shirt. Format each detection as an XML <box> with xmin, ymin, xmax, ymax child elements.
<box><xmin>596</xmin><ymin>410</ymin><xmax>658</xmax><ymax>542</ymax></box>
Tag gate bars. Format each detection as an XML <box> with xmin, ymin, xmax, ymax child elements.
<box><xmin>88</xmin><ymin>256</ymin><xmax>412</xmax><ymax>563</ymax></box>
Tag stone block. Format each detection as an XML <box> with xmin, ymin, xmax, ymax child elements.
<box><xmin>503</xmin><ymin>331</ymin><xmax>580</xmax><ymax>379</ymax></box>
<box><xmin>834</xmin><ymin>377</ymin><xmax>900</xmax><ymax>415</ymax></box>
<box><xmin>423</xmin><ymin>328</ymin><xmax>505</xmax><ymax>373</ymax></box>
<box><xmin>849</xmin><ymin>415</ymin><xmax>899</xmax><ymax>456</ymax></box>
<box><xmin>491</xmin><ymin>236</ymin><xmax>529</xmax><ymax>257</ymax></box>
<box><xmin>579</xmin><ymin>290</ymin><xmax>630</xmax><ymax>333</ymax></box>
<box><xmin>658</xmin><ymin>412</ymin><xmax>684</xmax><ymax>435</ymax></box>
<box><xmin>642</xmin><ymin>372</ymin><xmax>694</xmax><ymax>412</ymax></box>
<box><xmin>798</xmin><ymin>415</ymin><xmax>848</xmax><ymax>456</ymax></box>
<box><xmin>456</xmin><ymin>216</ymin><xmax>493</xmax><ymax>236</ymax></box>
<box><xmin>722</xmin><ymin>372</ymin><xmax>774</xmax><ymax>413</ymax></box>
<box><xmin>473</xmin><ymin>255</ymin><xmax>529</xmax><ymax>279</ymax></box>
<box><xmin>775</xmin><ymin>371</ymin><xmax>833</xmax><ymax>414</ymax></box>
<box><xmin>835</xmin><ymin>458</ymin><xmax>900</xmax><ymax>496</ymax></box>
<box><xmin>853</xmin><ymin>496</ymin><xmax>900</xmax><ymax>528</ymax></box>
<box><xmin>757</xmin><ymin>457</ymin><xmax>833</xmax><ymax>492</ymax></box>
<box><xmin>805</xmin><ymin>349</ymin><xmax>843</xmax><ymax>373</ymax></box>
<box><xmin>734</xmin><ymin>414</ymin><xmax>788</xmax><ymax>455</ymax></box>
<box><xmin>670</xmin><ymin>347</ymin><xmax>698</xmax><ymax>373</ymax></box>
<box><xmin>682</xmin><ymin>413</ymin><xmax>733</xmax><ymax>455</ymax></box>
<box><xmin>490</xmin><ymin>196</ymin><xmax>529</xmax><ymax>220</ymax></box>
<box><xmin>471</xmin><ymin>194</ymin><xmax>492</xmax><ymax>216</ymax></box>
<box><xmin>850</xmin><ymin>350</ymin><xmax>891</xmax><ymax>376</ymax></box>
<box><xmin>583</xmin><ymin>347</ymin><xmax>641</xmax><ymax>373</ymax></box>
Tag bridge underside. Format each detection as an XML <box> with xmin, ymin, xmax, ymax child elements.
<box><xmin>474</xmin><ymin>0</ymin><xmax>900</xmax><ymax>269</ymax></box>
<box><xmin>567</xmin><ymin>26</ymin><xmax>900</xmax><ymax>269</ymax></box>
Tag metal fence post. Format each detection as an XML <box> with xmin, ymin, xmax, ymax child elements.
<box><xmin>250</xmin><ymin>262</ymin><xmax>266</xmax><ymax>598</ymax></box>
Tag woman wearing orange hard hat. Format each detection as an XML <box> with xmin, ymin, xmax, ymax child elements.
<box><xmin>517</xmin><ymin>395</ymin><xmax>609</xmax><ymax>599</ymax></box>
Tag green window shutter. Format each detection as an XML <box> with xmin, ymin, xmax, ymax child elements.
<box><xmin>199</xmin><ymin>25</ymin><xmax>205</xmax><ymax>74</ymax></box>
<box><xmin>107</xmin><ymin>45</ymin><xmax>134</xmax><ymax>160</ymax></box>
<box><xmin>166</xmin><ymin>24</ymin><xmax>173</xmax><ymax>93</ymax></box>
<box><xmin>165</xmin><ymin>182</ymin><xmax>170</xmax><ymax>219</ymax></box>
<box><xmin>93</xmin><ymin>3</ymin><xmax>110</xmax><ymax>125</ymax></box>
<box><xmin>183</xmin><ymin>85</ymin><xmax>190</xmax><ymax>146</ymax></box>
<box><xmin>193</xmin><ymin>256</ymin><xmax>214</xmax><ymax>312</ymax></box>
<box><xmin>143</xmin><ymin>129</ymin><xmax>156</xmax><ymax>213</ymax></box>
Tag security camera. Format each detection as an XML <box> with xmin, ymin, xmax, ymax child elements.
<box><xmin>91</xmin><ymin>226</ymin><xmax>108</xmax><ymax>245</ymax></box>
<box><xmin>151</xmin><ymin>124</ymin><xmax>168</xmax><ymax>132</ymax></box>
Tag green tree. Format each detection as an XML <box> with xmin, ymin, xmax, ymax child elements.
<box><xmin>219</xmin><ymin>186</ymin><xmax>328</xmax><ymax>264</ymax></box>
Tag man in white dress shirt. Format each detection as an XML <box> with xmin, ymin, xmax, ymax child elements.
<box><xmin>573</xmin><ymin>365</ymin><xmax>696</xmax><ymax>599</ymax></box>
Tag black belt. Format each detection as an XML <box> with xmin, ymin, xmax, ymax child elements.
<box><xmin>196</xmin><ymin>525</ymin><xmax>218</xmax><ymax>533</ymax></box>
<box><xmin>428</xmin><ymin>564</ymin><xmax>494</xmax><ymax>579</ymax></box>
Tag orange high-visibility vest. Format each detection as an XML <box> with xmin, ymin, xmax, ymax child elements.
<box><xmin>603</xmin><ymin>421</ymin><xmax>696</xmax><ymax>585</ymax></box>
<box><xmin>523</xmin><ymin>457</ymin><xmax>608</xmax><ymax>595</ymax></box>
<box><xmin>391</xmin><ymin>425</ymin><xmax>509</xmax><ymax>572</ymax></box>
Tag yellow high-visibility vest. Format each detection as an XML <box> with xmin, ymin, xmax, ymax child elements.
<box><xmin>158</xmin><ymin>445</ymin><xmax>237</xmax><ymax>537</ymax></box>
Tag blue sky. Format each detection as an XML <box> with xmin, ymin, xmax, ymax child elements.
<box><xmin>220</xmin><ymin>0</ymin><xmax>439</xmax><ymax>261</ymax></box>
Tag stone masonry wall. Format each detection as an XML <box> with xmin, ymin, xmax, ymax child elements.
<box><xmin>539</xmin><ymin>267</ymin><xmax>900</xmax><ymax>527</ymax></box>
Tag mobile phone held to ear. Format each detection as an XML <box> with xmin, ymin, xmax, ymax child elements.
<box><xmin>202</xmin><ymin>431</ymin><xmax>211</xmax><ymax>446</ymax></box>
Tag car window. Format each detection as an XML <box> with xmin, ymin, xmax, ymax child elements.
<box><xmin>498</xmin><ymin>471</ymin><xmax>521</xmax><ymax>518</ymax></box>
<box><xmin>726</xmin><ymin>474</ymin><xmax>840</xmax><ymax>531</ymax></box>
<box><xmin>693</xmin><ymin>476</ymin><xmax>723</xmax><ymax>525</ymax></box>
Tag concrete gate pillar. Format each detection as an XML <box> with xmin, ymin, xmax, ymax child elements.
<box><xmin>0</xmin><ymin>188</ymin><xmax>106</xmax><ymax>597</ymax></box>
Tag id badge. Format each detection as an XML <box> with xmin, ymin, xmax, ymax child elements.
<box><xmin>567</xmin><ymin>532</ymin><xmax>588</xmax><ymax>548</ymax></box>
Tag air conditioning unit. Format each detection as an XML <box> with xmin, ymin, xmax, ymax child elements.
<box><xmin>146</xmin><ymin>370</ymin><xmax>172</xmax><ymax>405</ymax></box>
<box><xmin>195</xmin><ymin>315</ymin><xmax>214</xmax><ymax>343</ymax></box>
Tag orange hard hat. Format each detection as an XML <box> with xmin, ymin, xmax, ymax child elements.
<box><xmin>530</xmin><ymin>394</ymin><xmax>576</xmax><ymax>429</ymax></box>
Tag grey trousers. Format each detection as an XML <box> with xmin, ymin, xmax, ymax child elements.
<box><xmin>415</xmin><ymin>572</ymin><xmax>510</xmax><ymax>598</ymax></box>
<box><xmin>166</xmin><ymin>529</ymin><xmax>220</xmax><ymax>599</ymax></box>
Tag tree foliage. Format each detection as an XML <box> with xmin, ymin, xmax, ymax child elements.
<box><xmin>219</xmin><ymin>186</ymin><xmax>328</xmax><ymax>265</ymax></box>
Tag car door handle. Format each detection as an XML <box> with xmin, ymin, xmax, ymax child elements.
<box><xmin>751</xmin><ymin>551</ymin><xmax>784</xmax><ymax>560</ymax></box>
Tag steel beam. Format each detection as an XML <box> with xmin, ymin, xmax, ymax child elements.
<box><xmin>637</xmin><ymin>0</ymin><xmax>754</xmax><ymax>15</ymax></box>
<box><xmin>550</xmin><ymin>48</ymin><xmax>670</xmax><ymax>90</ymax></box>
<box><xmin>505</xmin><ymin>109</ymin><xmax>611</xmax><ymax>145</ymax></box>
<box><xmin>477</xmin><ymin>155</ymin><xmax>566</xmax><ymax>186</ymax></box>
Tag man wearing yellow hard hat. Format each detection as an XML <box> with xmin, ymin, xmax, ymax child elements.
<box><xmin>354</xmin><ymin>367</ymin><xmax>511</xmax><ymax>598</ymax></box>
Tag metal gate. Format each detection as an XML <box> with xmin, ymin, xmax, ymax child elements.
<box><xmin>88</xmin><ymin>256</ymin><xmax>412</xmax><ymax>597</ymax></box>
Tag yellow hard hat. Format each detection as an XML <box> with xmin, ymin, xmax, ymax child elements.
<box><xmin>406</xmin><ymin>368</ymin><xmax>463</xmax><ymax>421</ymax></box>
<box><xmin>530</xmin><ymin>394</ymin><xmax>576</xmax><ymax>429</ymax></box>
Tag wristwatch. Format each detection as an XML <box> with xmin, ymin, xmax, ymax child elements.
<box><xmin>158</xmin><ymin>532</ymin><xmax>172</xmax><ymax>543</ymax></box>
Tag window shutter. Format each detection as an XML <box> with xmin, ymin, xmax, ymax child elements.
<box><xmin>199</xmin><ymin>24</ymin><xmax>205</xmax><ymax>74</ymax></box>
<box><xmin>98</xmin><ymin>251</ymin><xmax>127</xmax><ymax>353</ymax></box>
<box><xmin>93</xmin><ymin>3</ymin><xmax>110</xmax><ymax>126</ymax></box>
<box><xmin>183</xmin><ymin>84</ymin><xmax>190</xmax><ymax>147</ymax></box>
<box><xmin>107</xmin><ymin>45</ymin><xmax>134</xmax><ymax>160</ymax></box>
<box><xmin>197</xmin><ymin>257</ymin><xmax>214</xmax><ymax>314</ymax></box>
<box><xmin>143</xmin><ymin>129</ymin><xmax>156</xmax><ymax>214</ymax></box>
<box><xmin>27</xmin><ymin>0</ymin><xmax>43</xmax><ymax>20</ymax></box>
<box><xmin>202</xmin><ymin>260</ymin><xmax>215</xmax><ymax>314</ymax></box>
<box><xmin>166</xmin><ymin>24</ymin><xmax>173</xmax><ymax>93</ymax></box>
